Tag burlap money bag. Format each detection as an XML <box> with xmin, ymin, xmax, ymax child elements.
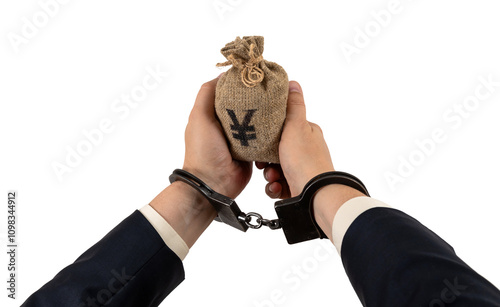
<box><xmin>215</xmin><ymin>36</ymin><xmax>288</xmax><ymax>163</ymax></box>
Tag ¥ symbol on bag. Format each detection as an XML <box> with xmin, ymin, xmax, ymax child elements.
<box><xmin>226</xmin><ymin>109</ymin><xmax>257</xmax><ymax>146</ymax></box>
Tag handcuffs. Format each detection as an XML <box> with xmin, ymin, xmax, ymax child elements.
<box><xmin>169</xmin><ymin>169</ymin><xmax>369</xmax><ymax>244</ymax></box>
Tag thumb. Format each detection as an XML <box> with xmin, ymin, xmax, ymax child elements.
<box><xmin>286</xmin><ymin>81</ymin><xmax>306</xmax><ymax>122</ymax></box>
<box><xmin>191</xmin><ymin>75</ymin><xmax>221</xmax><ymax>119</ymax></box>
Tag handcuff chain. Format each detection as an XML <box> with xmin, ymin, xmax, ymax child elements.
<box><xmin>170</xmin><ymin>169</ymin><xmax>369</xmax><ymax>244</ymax></box>
<box><xmin>239</xmin><ymin>212</ymin><xmax>281</xmax><ymax>230</ymax></box>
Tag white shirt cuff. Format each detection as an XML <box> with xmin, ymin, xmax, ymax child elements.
<box><xmin>331</xmin><ymin>196</ymin><xmax>391</xmax><ymax>255</ymax></box>
<box><xmin>139</xmin><ymin>204</ymin><xmax>189</xmax><ymax>260</ymax></box>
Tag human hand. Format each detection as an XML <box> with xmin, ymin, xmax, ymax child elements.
<box><xmin>256</xmin><ymin>81</ymin><xmax>365</xmax><ymax>240</ymax></box>
<box><xmin>183</xmin><ymin>75</ymin><xmax>253</xmax><ymax>199</ymax></box>
<box><xmin>256</xmin><ymin>81</ymin><xmax>335</xmax><ymax>199</ymax></box>
<box><xmin>151</xmin><ymin>76</ymin><xmax>253</xmax><ymax>248</ymax></box>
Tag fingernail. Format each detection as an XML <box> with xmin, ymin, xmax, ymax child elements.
<box><xmin>217</xmin><ymin>72</ymin><xmax>224</xmax><ymax>79</ymax></box>
<box><xmin>289</xmin><ymin>81</ymin><xmax>302</xmax><ymax>94</ymax></box>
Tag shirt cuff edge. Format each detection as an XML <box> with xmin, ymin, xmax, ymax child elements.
<box><xmin>139</xmin><ymin>204</ymin><xmax>189</xmax><ymax>261</ymax></box>
<box><xmin>331</xmin><ymin>196</ymin><xmax>391</xmax><ymax>255</ymax></box>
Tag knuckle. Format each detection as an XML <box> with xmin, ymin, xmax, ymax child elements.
<box><xmin>200</xmin><ymin>80</ymin><xmax>215</xmax><ymax>91</ymax></box>
<box><xmin>309</xmin><ymin>122</ymin><xmax>323</xmax><ymax>134</ymax></box>
<box><xmin>200</xmin><ymin>81</ymin><xmax>211</xmax><ymax>89</ymax></box>
<box><xmin>288</xmin><ymin>93</ymin><xmax>305</xmax><ymax>106</ymax></box>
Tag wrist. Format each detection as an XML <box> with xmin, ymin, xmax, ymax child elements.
<box><xmin>150</xmin><ymin>181</ymin><xmax>217</xmax><ymax>248</ymax></box>
<box><xmin>312</xmin><ymin>184</ymin><xmax>366</xmax><ymax>240</ymax></box>
<box><xmin>170</xmin><ymin>181</ymin><xmax>214</xmax><ymax>212</ymax></box>
<box><xmin>181</xmin><ymin>166</ymin><xmax>229</xmax><ymax>197</ymax></box>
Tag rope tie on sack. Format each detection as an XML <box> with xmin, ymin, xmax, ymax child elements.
<box><xmin>217</xmin><ymin>43</ymin><xmax>264</xmax><ymax>88</ymax></box>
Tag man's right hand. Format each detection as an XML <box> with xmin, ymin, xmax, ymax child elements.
<box><xmin>256</xmin><ymin>81</ymin><xmax>365</xmax><ymax>240</ymax></box>
<box><xmin>256</xmin><ymin>81</ymin><xmax>335</xmax><ymax>199</ymax></box>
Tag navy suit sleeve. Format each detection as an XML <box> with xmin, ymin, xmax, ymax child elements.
<box><xmin>22</xmin><ymin>210</ymin><xmax>185</xmax><ymax>307</ymax></box>
<box><xmin>341</xmin><ymin>207</ymin><xmax>500</xmax><ymax>307</ymax></box>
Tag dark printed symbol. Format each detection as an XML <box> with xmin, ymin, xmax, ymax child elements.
<box><xmin>226</xmin><ymin>109</ymin><xmax>257</xmax><ymax>146</ymax></box>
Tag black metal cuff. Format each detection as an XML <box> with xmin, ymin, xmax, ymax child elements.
<box><xmin>169</xmin><ymin>169</ymin><xmax>369</xmax><ymax>244</ymax></box>
<box><xmin>274</xmin><ymin>171</ymin><xmax>370</xmax><ymax>244</ymax></box>
<box><xmin>169</xmin><ymin>169</ymin><xmax>249</xmax><ymax>232</ymax></box>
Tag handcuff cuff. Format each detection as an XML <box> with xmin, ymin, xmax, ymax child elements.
<box><xmin>169</xmin><ymin>169</ymin><xmax>370</xmax><ymax>244</ymax></box>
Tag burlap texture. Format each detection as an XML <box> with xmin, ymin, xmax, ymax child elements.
<box><xmin>215</xmin><ymin>36</ymin><xmax>288</xmax><ymax>163</ymax></box>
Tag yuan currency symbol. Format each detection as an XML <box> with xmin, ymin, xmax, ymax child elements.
<box><xmin>226</xmin><ymin>109</ymin><xmax>257</xmax><ymax>146</ymax></box>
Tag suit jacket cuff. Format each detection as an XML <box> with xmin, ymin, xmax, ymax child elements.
<box><xmin>140</xmin><ymin>204</ymin><xmax>189</xmax><ymax>260</ymax></box>
<box><xmin>331</xmin><ymin>196</ymin><xmax>391</xmax><ymax>254</ymax></box>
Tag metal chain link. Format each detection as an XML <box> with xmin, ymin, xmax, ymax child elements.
<box><xmin>238</xmin><ymin>212</ymin><xmax>281</xmax><ymax>230</ymax></box>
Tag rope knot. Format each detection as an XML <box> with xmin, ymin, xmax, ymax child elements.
<box><xmin>217</xmin><ymin>43</ymin><xmax>265</xmax><ymax>88</ymax></box>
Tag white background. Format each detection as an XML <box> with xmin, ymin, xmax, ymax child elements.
<box><xmin>1</xmin><ymin>0</ymin><xmax>500</xmax><ymax>306</ymax></box>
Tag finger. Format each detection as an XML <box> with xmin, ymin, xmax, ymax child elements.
<box><xmin>266</xmin><ymin>181</ymin><xmax>282</xmax><ymax>199</ymax></box>
<box><xmin>264</xmin><ymin>164</ymin><xmax>283</xmax><ymax>182</ymax></box>
<box><xmin>191</xmin><ymin>75</ymin><xmax>221</xmax><ymax>118</ymax></box>
<box><xmin>255</xmin><ymin>161</ymin><xmax>268</xmax><ymax>170</ymax></box>
<box><xmin>286</xmin><ymin>81</ymin><xmax>306</xmax><ymax>123</ymax></box>
<box><xmin>278</xmin><ymin>179</ymin><xmax>291</xmax><ymax>199</ymax></box>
